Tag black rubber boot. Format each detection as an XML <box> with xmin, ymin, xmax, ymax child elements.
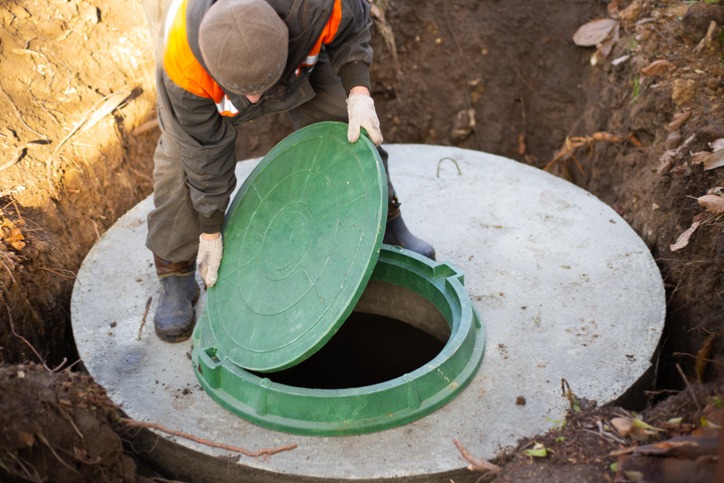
<box><xmin>153</xmin><ymin>256</ymin><xmax>200</xmax><ymax>343</ymax></box>
<box><xmin>383</xmin><ymin>196</ymin><xmax>436</xmax><ymax>260</ymax></box>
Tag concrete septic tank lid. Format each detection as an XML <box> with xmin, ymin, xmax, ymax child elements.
<box><xmin>71</xmin><ymin>145</ymin><xmax>665</xmax><ymax>482</ymax></box>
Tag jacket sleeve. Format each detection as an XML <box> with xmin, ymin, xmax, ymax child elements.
<box><xmin>326</xmin><ymin>0</ymin><xmax>374</xmax><ymax>93</ymax></box>
<box><xmin>158</xmin><ymin>70</ymin><xmax>237</xmax><ymax>233</ymax></box>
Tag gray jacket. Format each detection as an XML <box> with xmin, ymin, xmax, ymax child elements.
<box><xmin>157</xmin><ymin>0</ymin><xmax>373</xmax><ymax>233</ymax></box>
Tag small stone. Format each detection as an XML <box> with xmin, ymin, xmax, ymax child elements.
<box><xmin>516</xmin><ymin>396</ymin><xmax>527</xmax><ymax>405</ymax></box>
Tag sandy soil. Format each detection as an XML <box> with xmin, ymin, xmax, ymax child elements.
<box><xmin>1</xmin><ymin>0</ymin><xmax>723</xmax><ymax>481</ymax></box>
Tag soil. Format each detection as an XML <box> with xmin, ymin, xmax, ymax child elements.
<box><xmin>1</xmin><ymin>0</ymin><xmax>723</xmax><ymax>481</ymax></box>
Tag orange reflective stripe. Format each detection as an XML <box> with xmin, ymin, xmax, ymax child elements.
<box><xmin>163</xmin><ymin>0</ymin><xmax>225</xmax><ymax>103</ymax></box>
<box><xmin>301</xmin><ymin>0</ymin><xmax>342</xmax><ymax>68</ymax></box>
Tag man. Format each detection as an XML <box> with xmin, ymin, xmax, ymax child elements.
<box><xmin>146</xmin><ymin>0</ymin><xmax>435</xmax><ymax>342</ymax></box>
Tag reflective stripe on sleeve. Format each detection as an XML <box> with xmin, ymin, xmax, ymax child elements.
<box><xmin>216</xmin><ymin>96</ymin><xmax>239</xmax><ymax>117</ymax></box>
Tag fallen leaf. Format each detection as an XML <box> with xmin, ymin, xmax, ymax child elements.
<box><xmin>695</xmin><ymin>334</ymin><xmax>716</xmax><ymax>381</ymax></box>
<box><xmin>712</xmin><ymin>138</ymin><xmax>724</xmax><ymax>152</ymax></box>
<box><xmin>608</xmin><ymin>0</ymin><xmax>620</xmax><ymax>17</ymax></box>
<box><xmin>667</xmin><ymin>110</ymin><xmax>691</xmax><ymax>131</ymax></box>
<box><xmin>665</xmin><ymin>130</ymin><xmax>682</xmax><ymax>150</ymax></box>
<box><xmin>670</xmin><ymin>213</ymin><xmax>706</xmax><ymax>252</ymax></box>
<box><xmin>619</xmin><ymin>0</ymin><xmax>643</xmax><ymax>25</ymax></box>
<box><xmin>631</xmin><ymin>434</ymin><xmax>719</xmax><ymax>459</ymax></box>
<box><xmin>657</xmin><ymin>149</ymin><xmax>676</xmax><ymax>174</ymax></box>
<box><xmin>640</xmin><ymin>59</ymin><xmax>677</xmax><ymax>76</ymax></box>
<box><xmin>692</xmin><ymin>149</ymin><xmax>724</xmax><ymax>170</ymax></box>
<box><xmin>573</xmin><ymin>18</ymin><xmax>619</xmax><ymax>46</ymax></box>
<box><xmin>612</xmin><ymin>417</ymin><xmax>633</xmax><ymax>436</ymax></box>
<box><xmin>698</xmin><ymin>194</ymin><xmax>724</xmax><ymax>214</ymax></box>
<box><xmin>611</xmin><ymin>54</ymin><xmax>630</xmax><ymax>66</ymax></box>
<box><xmin>700</xmin><ymin>417</ymin><xmax>722</xmax><ymax>429</ymax></box>
<box><xmin>631</xmin><ymin>417</ymin><xmax>665</xmax><ymax>440</ymax></box>
<box><xmin>517</xmin><ymin>133</ymin><xmax>526</xmax><ymax>155</ymax></box>
<box><xmin>5</xmin><ymin>226</ymin><xmax>25</xmax><ymax>251</ymax></box>
<box><xmin>18</xmin><ymin>431</ymin><xmax>34</xmax><ymax>447</ymax></box>
<box><xmin>525</xmin><ymin>443</ymin><xmax>548</xmax><ymax>458</ymax></box>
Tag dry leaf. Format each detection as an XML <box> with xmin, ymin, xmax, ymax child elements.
<box><xmin>640</xmin><ymin>59</ymin><xmax>676</xmax><ymax>76</ymax></box>
<box><xmin>657</xmin><ymin>149</ymin><xmax>676</xmax><ymax>174</ymax></box>
<box><xmin>590</xmin><ymin>22</ymin><xmax>620</xmax><ymax>66</ymax></box>
<box><xmin>611</xmin><ymin>417</ymin><xmax>633</xmax><ymax>437</ymax></box>
<box><xmin>711</xmin><ymin>138</ymin><xmax>724</xmax><ymax>152</ymax></box>
<box><xmin>6</xmin><ymin>227</ymin><xmax>26</xmax><ymax>250</ymax></box>
<box><xmin>573</xmin><ymin>18</ymin><xmax>619</xmax><ymax>46</ymax></box>
<box><xmin>670</xmin><ymin>213</ymin><xmax>706</xmax><ymax>252</ymax></box>
<box><xmin>619</xmin><ymin>0</ymin><xmax>643</xmax><ymax>25</ymax></box>
<box><xmin>517</xmin><ymin>133</ymin><xmax>526</xmax><ymax>155</ymax></box>
<box><xmin>611</xmin><ymin>54</ymin><xmax>630</xmax><ymax>66</ymax></box>
<box><xmin>608</xmin><ymin>0</ymin><xmax>620</xmax><ymax>19</ymax></box>
<box><xmin>630</xmin><ymin>417</ymin><xmax>665</xmax><ymax>440</ymax></box>
<box><xmin>698</xmin><ymin>194</ymin><xmax>724</xmax><ymax>214</ymax></box>
<box><xmin>525</xmin><ymin>443</ymin><xmax>548</xmax><ymax>458</ymax></box>
<box><xmin>695</xmin><ymin>334</ymin><xmax>715</xmax><ymax>382</ymax></box>
<box><xmin>665</xmin><ymin>130</ymin><xmax>682</xmax><ymax>150</ymax></box>
<box><xmin>692</xmin><ymin>150</ymin><xmax>724</xmax><ymax>171</ymax></box>
<box><xmin>633</xmin><ymin>435</ymin><xmax>719</xmax><ymax>458</ymax></box>
<box><xmin>667</xmin><ymin>110</ymin><xmax>691</xmax><ymax>131</ymax></box>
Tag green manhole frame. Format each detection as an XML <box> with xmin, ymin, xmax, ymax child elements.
<box><xmin>192</xmin><ymin>246</ymin><xmax>486</xmax><ymax>436</ymax></box>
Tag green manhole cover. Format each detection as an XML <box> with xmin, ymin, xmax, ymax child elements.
<box><xmin>203</xmin><ymin>121</ymin><xmax>387</xmax><ymax>373</ymax></box>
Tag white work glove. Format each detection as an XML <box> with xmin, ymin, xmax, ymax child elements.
<box><xmin>198</xmin><ymin>233</ymin><xmax>223</xmax><ymax>287</ymax></box>
<box><xmin>346</xmin><ymin>94</ymin><xmax>383</xmax><ymax>145</ymax></box>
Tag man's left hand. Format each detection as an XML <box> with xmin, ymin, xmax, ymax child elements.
<box><xmin>198</xmin><ymin>232</ymin><xmax>223</xmax><ymax>287</ymax></box>
<box><xmin>346</xmin><ymin>88</ymin><xmax>383</xmax><ymax>146</ymax></box>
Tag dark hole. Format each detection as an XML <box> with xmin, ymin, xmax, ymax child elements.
<box><xmin>251</xmin><ymin>312</ymin><xmax>446</xmax><ymax>389</ymax></box>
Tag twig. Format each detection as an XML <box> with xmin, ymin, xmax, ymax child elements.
<box><xmin>121</xmin><ymin>418</ymin><xmax>298</xmax><ymax>458</ymax></box>
<box><xmin>452</xmin><ymin>439</ymin><xmax>501</xmax><ymax>475</ymax></box>
<box><xmin>46</xmin><ymin>89</ymin><xmax>132</xmax><ymax>173</ymax></box>
<box><xmin>5</xmin><ymin>451</ymin><xmax>42</xmax><ymax>481</ymax></box>
<box><xmin>596</xmin><ymin>420</ymin><xmax>626</xmax><ymax>444</ymax></box>
<box><xmin>3</xmin><ymin>293</ymin><xmax>52</xmax><ymax>371</ymax></box>
<box><xmin>675</xmin><ymin>363</ymin><xmax>701</xmax><ymax>412</ymax></box>
<box><xmin>137</xmin><ymin>296</ymin><xmax>153</xmax><ymax>341</ymax></box>
<box><xmin>132</xmin><ymin>118</ymin><xmax>159</xmax><ymax>136</ymax></box>
<box><xmin>38</xmin><ymin>266</ymin><xmax>76</xmax><ymax>281</ymax></box>
<box><xmin>36</xmin><ymin>433</ymin><xmax>81</xmax><ymax>475</ymax></box>
<box><xmin>673</xmin><ymin>352</ymin><xmax>724</xmax><ymax>366</ymax></box>
<box><xmin>127</xmin><ymin>165</ymin><xmax>154</xmax><ymax>185</ymax></box>
<box><xmin>518</xmin><ymin>97</ymin><xmax>528</xmax><ymax>156</ymax></box>
<box><xmin>0</xmin><ymin>83</ymin><xmax>47</xmax><ymax>139</ymax></box>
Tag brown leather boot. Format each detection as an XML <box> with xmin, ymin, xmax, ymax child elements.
<box><xmin>153</xmin><ymin>256</ymin><xmax>200</xmax><ymax>343</ymax></box>
<box><xmin>383</xmin><ymin>195</ymin><xmax>436</xmax><ymax>260</ymax></box>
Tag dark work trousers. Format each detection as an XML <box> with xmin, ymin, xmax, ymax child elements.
<box><xmin>146</xmin><ymin>61</ymin><xmax>395</xmax><ymax>263</ymax></box>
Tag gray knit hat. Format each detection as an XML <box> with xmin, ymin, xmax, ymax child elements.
<box><xmin>199</xmin><ymin>0</ymin><xmax>288</xmax><ymax>95</ymax></box>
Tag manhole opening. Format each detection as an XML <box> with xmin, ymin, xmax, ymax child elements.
<box><xmin>252</xmin><ymin>280</ymin><xmax>451</xmax><ymax>389</ymax></box>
